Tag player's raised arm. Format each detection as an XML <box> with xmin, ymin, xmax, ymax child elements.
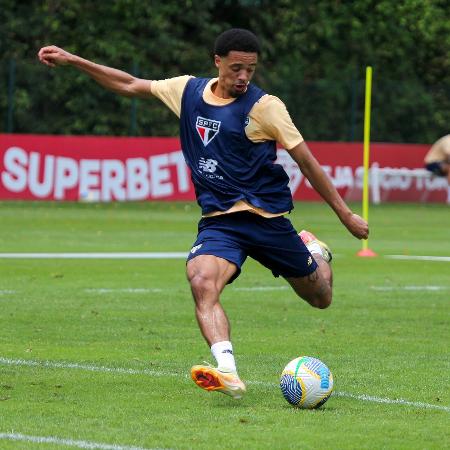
<box><xmin>287</xmin><ymin>141</ymin><xmax>369</xmax><ymax>240</ymax></box>
<box><xmin>37</xmin><ymin>45</ymin><xmax>152</xmax><ymax>98</ymax></box>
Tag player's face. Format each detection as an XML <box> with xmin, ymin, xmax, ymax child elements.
<box><xmin>214</xmin><ymin>51</ymin><xmax>258</xmax><ymax>98</ymax></box>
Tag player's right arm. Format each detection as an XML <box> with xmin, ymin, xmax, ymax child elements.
<box><xmin>38</xmin><ymin>45</ymin><xmax>152</xmax><ymax>98</ymax></box>
<box><xmin>250</xmin><ymin>95</ymin><xmax>368</xmax><ymax>240</ymax></box>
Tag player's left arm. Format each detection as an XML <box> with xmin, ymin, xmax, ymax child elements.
<box><xmin>287</xmin><ymin>141</ymin><xmax>368</xmax><ymax>239</ymax></box>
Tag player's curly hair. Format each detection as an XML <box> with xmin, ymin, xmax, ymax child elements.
<box><xmin>214</xmin><ymin>28</ymin><xmax>261</xmax><ymax>56</ymax></box>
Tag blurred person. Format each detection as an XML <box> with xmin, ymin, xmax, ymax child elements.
<box><xmin>38</xmin><ymin>29</ymin><xmax>368</xmax><ymax>400</ymax></box>
<box><xmin>424</xmin><ymin>134</ymin><xmax>450</xmax><ymax>184</ymax></box>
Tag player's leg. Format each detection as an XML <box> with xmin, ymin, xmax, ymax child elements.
<box><xmin>285</xmin><ymin>255</ymin><xmax>332</xmax><ymax>309</ymax></box>
<box><xmin>186</xmin><ymin>215</ymin><xmax>249</xmax><ymax>398</ymax></box>
<box><xmin>187</xmin><ymin>254</ymin><xmax>236</xmax><ymax>347</ymax></box>
<box><xmin>247</xmin><ymin>217</ymin><xmax>332</xmax><ymax>309</ymax></box>
<box><xmin>286</xmin><ymin>230</ymin><xmax>333</xmax><ymax>309</ymax></box>
<box><xmin>187</xmin><ymin>254</ymin><xmax>246</xmax><ymax>399</ymax></box>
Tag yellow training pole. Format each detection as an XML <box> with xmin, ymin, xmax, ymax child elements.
<box><xmin>357</xmin><ymin>66</ymin><xmax>377</xmax><ymax>257</ymax></box>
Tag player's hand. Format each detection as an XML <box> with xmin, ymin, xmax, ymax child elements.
<box><xmin>343</xmin><ymin>213</ymin><xmax>369</xmax><ymax>240</ymax></box>
<box><xmin>38</xmin><ymin>46</ymin><xmax>73</xmax><ymax>67</ymax></box>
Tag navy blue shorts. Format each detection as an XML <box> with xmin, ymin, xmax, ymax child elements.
<box><xmin>187</xmin><ymin>211</ymin><xmax>318</xmax><ymax>283</ymax></box>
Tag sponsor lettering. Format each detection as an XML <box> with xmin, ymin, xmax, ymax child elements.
<box><xmin>0</xmin><ymin>137</ymin><xmax>445</xmax><ymax>203</ymax></box>
<box><xmin>1</xmin><ymin>146</ymin><xmax>190</xmax><ymax>201</ymax></box>
<box><xmin>276</xmin><ymin>149</ymin><xmax>447</xmax><ymax>198</ymax></box>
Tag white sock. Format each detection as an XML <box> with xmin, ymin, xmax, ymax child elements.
<box><xmin>211</xmin><ymin>340</ymin><xmax>237</xmax><ymax>373</ymax></box>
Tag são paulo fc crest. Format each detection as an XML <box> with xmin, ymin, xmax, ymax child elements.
<box><xmin>196</xmin><ymin>116</ymin><xmax>221</xmax><ymax>146</ymax></box>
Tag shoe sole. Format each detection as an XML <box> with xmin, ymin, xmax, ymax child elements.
<box><xmin>191</xmin><ymin>366</ymin><xmax>245</xmax><ymax>399</ymax></box>
<box><xmin>192</xmin><ymin>367</ymin><xmax>225</xmax><ymax>391</ymax></box>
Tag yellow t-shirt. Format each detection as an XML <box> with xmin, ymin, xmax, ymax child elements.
<box><xmin>151</xmin><ymin>76</ymin><xmax>303</xmax><ymax>217</ymax></box>
<box><xmin>424</xmin><ymin>135</ymin><xmax>450</xmax><ymax>164</ymax></box>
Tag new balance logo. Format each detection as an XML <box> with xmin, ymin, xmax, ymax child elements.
<box><xmin>198</xmin><ymin>157</ymin><xmax>223</xmax><ymax>180</ymax></box>
<box><xmin>190</xmin><ymin>244</ymin><xmax>203</xmax><ymax>254</ymax></box>
<box><xmin>222</xmin><ymin>349</ymin><xmax>233</xmax><ymax>355</ymax></box>
<box><xmin>196</xmin><ymin>116</ymin><xmax>221</xmax><ymax>146</ymax></box>
<box><xmin>199</xmin><ymin>158</ymin><xmax>218</xmax><ymax>173</ymax></box>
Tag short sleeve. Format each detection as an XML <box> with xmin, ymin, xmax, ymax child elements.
<box><xmin>151</xmin><ymin>75</ymin><xmax>193</xmax><ymax>117</ymax></box>
<box><xmin>245</xmin><ymin>95</ymin><xmax>304</xmax><ymax>150</ymax></box>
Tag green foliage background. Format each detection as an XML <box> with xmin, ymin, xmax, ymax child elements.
<box><xmin>1</xmin><ymin>0</ymin><xmax>449</xmax><ymax>142</ymax></box>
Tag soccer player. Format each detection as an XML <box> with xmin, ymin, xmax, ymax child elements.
<box><xmin>424</xmin><ymin>134</ymin><xmax>450</xmax><ymax>184</ymax></box>
<box><xmin>38</xmin><ymin>29</ymin><xmax>368</xmax><ymax>399</ymax></box>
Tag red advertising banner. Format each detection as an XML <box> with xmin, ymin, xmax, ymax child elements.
<box><xmin>0</xmin><ymin>134</ymin><xmax>448</xmax><ymax>203</ymax></box>
<box><xmin>277</xmin><ymin>142</ymin><xmax>448</xmax><ymax>203</ymax></box>
<box><xmin>0</xmin><ymin>134</ymin><xmax>189</xmax><ymax>202</ymax></box>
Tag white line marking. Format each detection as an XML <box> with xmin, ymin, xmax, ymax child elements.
<box><xmin>371</xmin><ymin>285</ymin><xmax>448</xmax><ymax>291</ymax></box>
<box><xmin>85</xmin><ymin>288</ymin><xmax>164</xmax><ymax>294</ymax></box>
<box><xmin>386</xmin><ymin>255</ymin><xmax>450</xmax><ymax>262</ymax></box>
<box><xmin>1</xmin><ymin>252</ymin><xmax>448</xmax><ymax>262</ymax></box>
<box><xmin>0</xmin><ymin>286</ymin><xmax>289</xmax><ymax>296</ymax></box>
<box><xmin>0</xmin><ymin>357</ymin><xmax>176</xmax><ymax>377</ymax></box>
<box><xmin>87</xmin><ymin>287</ymin><xmax>289</xmax><ymax>294</ymax></box>
<box><xmin>232</xmin><ymin>286</ymin><xmax>289</xmax><ymax>291</ymax></box>
<box><xmin>0</xmin><ymin>432</ymin><xmax>159</xmax><ymax>450</ymax></box>
<box><xmin>333</xmin><ymin>391</ymin><xmax>450</xmax><ymax>412</ymax></box>
<box><xmin>1</xmin><ymin>357</ymin><xmax>448</xmax><ymax>412</ymax></box>
<box><xmin>0</xmin><ymin>252</ymin><xmax>187</xmax><ymax>259</ymax></box>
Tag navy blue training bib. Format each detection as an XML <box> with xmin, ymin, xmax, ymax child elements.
<box><xmin>180</xmin><ymin>77</ymin><xmax>293</xmax><ymax>215</ymax></box>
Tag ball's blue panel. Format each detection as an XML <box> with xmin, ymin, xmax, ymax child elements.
<box><xmin>280</xmin><ymin>374</ymin><xmax>302</xmax><ymax>405</ymax></box>
<box><xmin>304</xmin><ymin>357</ymin><xmax>331</xmax><ymax>389</ymax></box>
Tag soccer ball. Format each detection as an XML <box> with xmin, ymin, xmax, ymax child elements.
<box><xmin>280</xmin><ymin>356</ymin><xmax>334</xmax><ymax>409</ymax></box>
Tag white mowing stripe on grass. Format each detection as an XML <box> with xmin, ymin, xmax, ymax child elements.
<box><xmin>0</xmin><ymin>252</ymin><xmax>186</xmax><ymax>259</ymax></box>
<box><xmin>386</xmin><ymin>255</ymin><xmax>450</xmax><ymax>262</ymax></box>
<box><xmin>1</xmin><ymin>357</ymin><xmax>449</xmax><ymax>413</ymax></box>
<box><xmin>0</xmin><ymin>432</ymin><xmax>162</xmax><ymax>450</ymax></box>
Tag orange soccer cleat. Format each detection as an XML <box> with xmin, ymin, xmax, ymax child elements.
<box><xmin>191</xmin><ymin>364</ymin><xmax>246</xmax><ymax>399</ymax></box>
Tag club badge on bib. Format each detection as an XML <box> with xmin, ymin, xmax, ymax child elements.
<box><xmin>196</xmin><ymin>116</ymin><xmax>221</xmax><ymax>146</ymax></box>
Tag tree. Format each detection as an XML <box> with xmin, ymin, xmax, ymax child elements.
<box><xmin>1</xmin><ymin>0</ymin><xmax>448</xmax><ymax>142</ymax></box>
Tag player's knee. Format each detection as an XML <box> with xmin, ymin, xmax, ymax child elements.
<box><xmin>314</xmin><ymin>292</ymin><xmax>332</xmax><ymax>309</ymax></box>
<box><xmin>189</xmin><ymin>272</ymin><xmax>218</xmax><ymax>301</ymax></box>
<box><xmin>303</xmin><ymin>289</ymin><xmax>332</xmax><ymax>309</ymax></box>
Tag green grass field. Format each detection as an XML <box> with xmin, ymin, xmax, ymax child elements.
<box><xmin>0</xmin><ymin>201</ymin><xmax>449</xmax><ymax>449</ymax></box>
